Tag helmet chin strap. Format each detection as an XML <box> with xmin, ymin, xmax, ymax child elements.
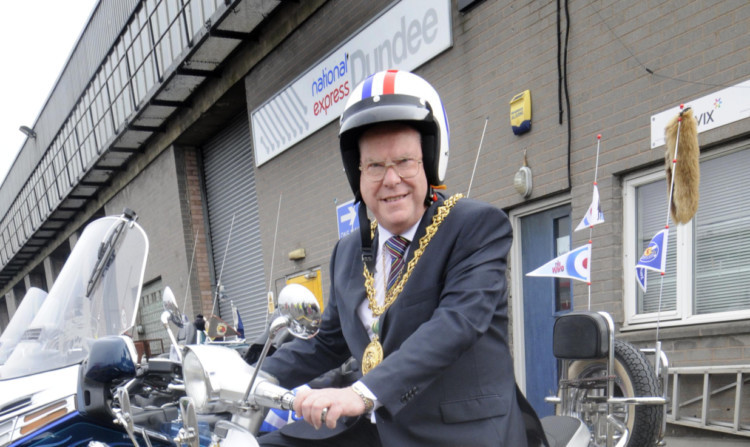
<box><xmin>356</xmin><ymin>192</ymin><xmax>375</xmax><ymax>268</ymax></box>
<box><xmin>426</xmin><ymin>184</ymin><xmax>445</xmax><ymax>206</ymax></box>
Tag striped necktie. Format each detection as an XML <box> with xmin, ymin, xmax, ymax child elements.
<box><xmin>384</xmin><ymin>236</ymin><xmax>410</xmax><ymax>291</ymax></box>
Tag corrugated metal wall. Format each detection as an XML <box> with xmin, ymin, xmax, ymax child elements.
<box><xmin>202</xmin><ymin>114</ymin><xmax>267</xmax><ymax>339</ymax></box>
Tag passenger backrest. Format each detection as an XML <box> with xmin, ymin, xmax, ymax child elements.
<box><xmin>552</xmin><ymin>311</ymin><xmax>610</xmax><ymax>359</ymax></box>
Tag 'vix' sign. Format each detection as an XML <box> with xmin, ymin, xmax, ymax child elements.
<box><xmin>650</xmin><ymin>78</ymin><xmax>750</xmax><ymax>147</ymax></box>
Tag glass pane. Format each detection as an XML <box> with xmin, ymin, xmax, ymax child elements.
<box><xmin>636</xmin><ymin>180</ymin><xmax>678</xmax><ymax>314</ymax></box>
<box><xmin>554</xmin><ymin>215</ymin><xmax>572</xmax><ymax>312</ymax></box>
<box><xmin>694</xmin><ymin>149</ymin><xmax>750</xmax><ymax>314</ymax></box>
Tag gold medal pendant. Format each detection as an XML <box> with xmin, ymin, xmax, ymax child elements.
<box><xmin>362</xmin><ymin>336</ymin><xmax>383</xmax><ymax>375</ymax></box>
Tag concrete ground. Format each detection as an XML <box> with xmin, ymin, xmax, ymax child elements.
<box><xmin>662</xmin><ymin>434</ymin><xmax>749</xmax><ymax>446</ymax></box>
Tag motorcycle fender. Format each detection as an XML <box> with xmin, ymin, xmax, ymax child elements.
<box><xmin>439</xmin><ymin>394</ymin><xmax>508</xmax><ymax>424</ymax></box>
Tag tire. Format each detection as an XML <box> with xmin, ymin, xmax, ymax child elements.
<box><xmin>564</xmin><ymin>339</ymin><xmax>662</xmax><ymax>447</ymax></box>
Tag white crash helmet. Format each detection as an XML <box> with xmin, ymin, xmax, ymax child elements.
<box><xmin>339</xmin><ymin>70</ymin><xmax>450</xmax><ymax>198</ymax></box>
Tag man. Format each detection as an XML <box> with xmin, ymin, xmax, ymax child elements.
<box><xmin>260</xmin><ymin>70</ymin><xmax>541</xmax><ymax>446</ymax></box>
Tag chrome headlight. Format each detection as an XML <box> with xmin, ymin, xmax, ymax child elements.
<box><xmin>182</xmin><ymin>350</ymin><xmax>210</xmax><ymax>410</ymax></box>
<box><xmin>182</xmin><ymin>345</ymin><xmax>257</xmax><ymax>413</ymax></box>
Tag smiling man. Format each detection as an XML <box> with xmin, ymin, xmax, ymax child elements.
<box><xmin>260</xmin><ymin>70</ymin><xmax>545</xmax><ymax>447</ymax></box>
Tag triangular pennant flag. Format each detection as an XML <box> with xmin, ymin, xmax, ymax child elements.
<box><xmin>206</xmin><ymin>314</ymin><xmax>239</xmax><ymax>339</ymax></box>
<box><xmin>634</xmin><ymin>228</ymin><xmax>669</xmax><ymax>293</ymax></box>
<box><xmin>575</xmin><ymin>185</ymin><xmax>605</xmax><ymax>231</ymax></box>
<box><xmin>636</xmin><ymin>265</ymin><xmax>648</xmax><ymax>293</ymax></box>
<box><xmin>526</xmin><ymin>244</ymin><xmax>591</xmax><ymax>283</ymax></box>
<box><xmin>235</xmin><ymin>307</ymin><xmax>245</xmax><ymax>338</ymax></box>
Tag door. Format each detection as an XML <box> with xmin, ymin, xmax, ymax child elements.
<box><xmin>520</xmin><ymin>204</ymin><xmax>572</xmax><ymax>417</ymax></box>
<box><xmin>202</xmin><ymin>114</ymin><xmax>267</xmax><ymax>340</ymax></box>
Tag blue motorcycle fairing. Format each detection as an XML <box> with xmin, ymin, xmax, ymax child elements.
<box><xmin>9</xmin><ymin>412</ymin><xmax>173</xmax><ymax>447</ymax></box>
<box><xmin>83</xmin><ymin>336</ymin><xmax>137</xmax><ymax>384</ymax></box>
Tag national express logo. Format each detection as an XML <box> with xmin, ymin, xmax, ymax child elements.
<box><xmin>311</xmin><ymin>8</ymin><xmax>442</xmax><ymax>117</ymax></box>
<box><xmin>311</xmin><ymin>54</ymin><xmax>350</xmax><ymax>116</ymax></box>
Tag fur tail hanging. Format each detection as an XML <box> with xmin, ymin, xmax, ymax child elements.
<box><xmin>664</xmin><ymin>107</ymin><xmax>700</xmax><ymax>224</ymax></box>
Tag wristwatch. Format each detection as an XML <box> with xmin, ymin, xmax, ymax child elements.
<box><xmin>350</xmin><ymin>382</ymin><xmax>375</xmax><ymax>413</ymax></box>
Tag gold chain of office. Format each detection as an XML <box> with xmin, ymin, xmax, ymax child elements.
<box><xmin>363</xmin><ymin>193</ymin><xmax>464</xmax><ymax>317</ymax></box>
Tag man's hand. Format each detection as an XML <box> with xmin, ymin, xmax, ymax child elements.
<box><xmin>293</xmin><ymin>387</ymin><xmax>366</xmax><ymax>430</ymax></box>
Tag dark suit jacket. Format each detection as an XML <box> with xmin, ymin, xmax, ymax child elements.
<box><xmin>262</xmin><ymin>197</ymin><xmax>529</xmax><ymax>446</ymax></box>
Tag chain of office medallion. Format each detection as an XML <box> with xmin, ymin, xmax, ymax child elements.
<box><xmin>363</xmin><ymin>193</ymin><xmax>464</xmax><ymax>316</ymax></box>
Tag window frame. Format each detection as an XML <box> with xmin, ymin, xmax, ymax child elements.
<box><xmin>622</xmin><ymin>145</ymin><xmax>750</xmax><ymax>330</ymax></box>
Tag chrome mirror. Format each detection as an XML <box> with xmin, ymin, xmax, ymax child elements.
<box><xmin>243</xmin><ymin>284</ymin><xmax>321</xmax><ymax>402</ymax></box>
<box><xmin>162</xmin><ymin>287</ymin><xmax>183</xmax><ymax>327</ymax></box>
<box><xmin>175</xmin><ymin>397</ymin><xmax>200</xmax><ymax>447</ymax></box>
<box><xmin>277</xmin><ymin>283</ymin><xmax>321</xmax><ymax>340</ymax></box>
<box><xmin>161</xmin><ymin>287</ymin><xmax>183</xmax><ymax>362</ymax></box>
<box><xmin>114</xmin><ymin>387</ymin><xmax>139</xmax><ymax>446</ymax></box>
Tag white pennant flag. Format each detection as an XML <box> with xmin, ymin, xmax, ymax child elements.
<box><xmin>575</xmin><ymin>185</ymin><xmax>605</xmax><ymax>232</ymax></box>
<box><xmin>526</xmin><ymin>244</ymin><xmax>591</xmax><ymax>283</ymax></box>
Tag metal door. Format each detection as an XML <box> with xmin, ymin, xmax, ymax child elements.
<box><xmin>520</xmin><ymin>204</ymin><xmax>572</xmax><ymax>417</ymax></box>
<box><xmin>202</xmin><ymin>114</ymin><xmax>267</xmax><ymax>340</ymax></box>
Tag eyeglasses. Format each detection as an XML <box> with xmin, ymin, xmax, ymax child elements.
<box><xmin>359</xmin><ymin>158</ymin><xmax>423</xmax><ymax>181</ymax></box>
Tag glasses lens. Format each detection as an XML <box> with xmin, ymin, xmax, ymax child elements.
<box><xmin>396</xmin><ymin>159</ymin><xmax>419</xmax><ymax>178</ymax></box>
<box><xmin>361</xmin><ymin>159</ymin><xmax>421</xmax><ymax>181</ymax></box>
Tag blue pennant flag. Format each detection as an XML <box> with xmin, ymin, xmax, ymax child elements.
<box><xmin>235</xmin><ymin>307</ymin><xmax>245</xmax><ymax>339</ymax></box>
<box><xmin>635</xmin><ymin>228</ymin><xmax>669</xmax><ymax>293</ymax></box>
<box><xmin>526</xmin><ymin>244</ymin><xmax>591</xmax><ymax>283</ymax></box>
<box><xmin>636</xmin><ymin>265</ymin><xmax>648</xmax><ymax>293</ymax></box>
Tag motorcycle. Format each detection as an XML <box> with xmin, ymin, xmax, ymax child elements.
<box><xmin>0</xmin><ymin>209</ymin><xmax>183</xmax><ymax>446</ymax></box>
<box><xmin>160</xmin><ymin>282</ymin><xmax>322</xmax><ymax>447</ymax></box>
<box><xmin>540</xmin><ymin>311</ymin><xmax>669</xmax><ymax>447</ymax></box>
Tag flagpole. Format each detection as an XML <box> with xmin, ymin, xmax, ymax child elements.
<box><xmin>585</xmin><ymin>135</ymin><xmax>602</xmax><ymax>310</ymax></box>
<box><xmin>653</xmin><ymin>104</ymin><xmax>686</xmax><ymax>375</ymax></box>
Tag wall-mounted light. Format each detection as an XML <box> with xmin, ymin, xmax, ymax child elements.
<box><xmin>513</xmin><ymin>150</ymin><xmax>532</xmax><ymax>198</ymax></box>
<box><xmin>19</xmin><ymin>126</ymin><xmax>37</xmax><ymax>139</ymax></box>
<box><xmin>288</xmin><ymin>248</ymin><xmax>306</xmax><ymax>261</ymax></box>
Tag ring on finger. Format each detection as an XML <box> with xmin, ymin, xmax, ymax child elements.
<box><xmin>320</xmin><ymin>407</ymin><xmax>329</xmax><ymax>425</ymax></box>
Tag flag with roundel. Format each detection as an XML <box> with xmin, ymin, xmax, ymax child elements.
<box><xmin>526</xmin><ymin>244</ymin><xmax>591</xmax><ymax>283</ymax></box>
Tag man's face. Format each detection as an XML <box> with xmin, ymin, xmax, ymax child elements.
<box><xmin>359</xmin><ymin>124</ymin><xmax>428</xmax><ymax>235</ymax></box>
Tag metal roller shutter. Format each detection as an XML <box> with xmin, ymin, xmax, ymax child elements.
<box><xmin>202</xmin><ymin>114</ymin><xmax>267</xmax><ymax>340</ymax></box>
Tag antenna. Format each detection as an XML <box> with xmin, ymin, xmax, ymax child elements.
<box><xmin>467</xmin><ymin>117</ymin><xmax>489</xmax><ymax>198</ymax></box>
<box><xmin>211</xmin><ymin>214</ymin><xmax>236</xmax><ymax>316</ymax></box>
<box><xmin>182</xmin><ymin>230</ymin><xmax>200</xmax><ymax>316</ymax></box>
<box><xmin>266</xmin><ymin>194</ymin><xmax>283</xmax><ymax>326</ymax></box>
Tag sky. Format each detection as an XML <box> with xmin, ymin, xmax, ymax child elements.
<box><xmin>0</xmin><ymin>0</ymin><xmax>99</xmax><ymax>184</ymax></box>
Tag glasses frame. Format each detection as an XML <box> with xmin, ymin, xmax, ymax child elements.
<box><xmin>359</xmin><ymin>158</ymin><xmax>423</xmax><ymax>182</ymax></box>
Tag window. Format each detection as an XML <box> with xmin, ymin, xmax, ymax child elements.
<box><xmin>623</xmin><ymin>146</ymin><xmax>750</xmax><ymax>327</ymax></box>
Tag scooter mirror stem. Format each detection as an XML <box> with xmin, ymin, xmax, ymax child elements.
<box><xmin>243</xmin><ymin>315</ymin><xmax>290</xmax><ymax>402</ymax></box>
<box><xmin>161</xmin><ymin>311</ymin><xmax>183</xmax><ymax>362</ymax></box>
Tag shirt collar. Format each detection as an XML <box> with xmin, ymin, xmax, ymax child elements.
<box><xmin>377</xmin><ymin>221</ymin><xmax>420</xmax><ymax>253</ymax></box>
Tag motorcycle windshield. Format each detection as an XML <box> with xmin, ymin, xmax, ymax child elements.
<box><xmin>0</xmin><ymin>288</ymin><xmax>47</xmax><ymax>365</ymax></box>
<box><xmin>0</xmin><ymin>215</ymin><xmax>149</xmax><ymax>380</ymax></box>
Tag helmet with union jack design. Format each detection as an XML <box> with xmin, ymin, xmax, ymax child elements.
<box><xmin>339</xmin><ymin>70</ymin><xmax>449</xmax><ymax>198</ymax></box>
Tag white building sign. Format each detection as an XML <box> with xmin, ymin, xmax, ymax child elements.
<box><xmin>650</xmin><ymin>78</ymin><xmax>750</xmax><ymax>148</ymax></box>
<box><xmin>251</xmin><ymin>0</ymin><xmax>452</xmax><ymax>166</ymax></box>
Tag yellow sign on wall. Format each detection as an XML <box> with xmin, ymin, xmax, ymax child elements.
<box><xmin>510</xmin><ymin>90</ymin><xmax>531</xmax><ymax>135</ymax></box>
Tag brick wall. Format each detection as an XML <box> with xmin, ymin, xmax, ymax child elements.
<box><xmin>245</xmin><ymin>0</ymin><xmax>750</xmax><ymax>365</ymax></box>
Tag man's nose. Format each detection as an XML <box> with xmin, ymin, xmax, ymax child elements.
<box><xmin>382</xmin><ymin>164</ymin><xmax>402</xmax><ymax>185</ymax></box>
